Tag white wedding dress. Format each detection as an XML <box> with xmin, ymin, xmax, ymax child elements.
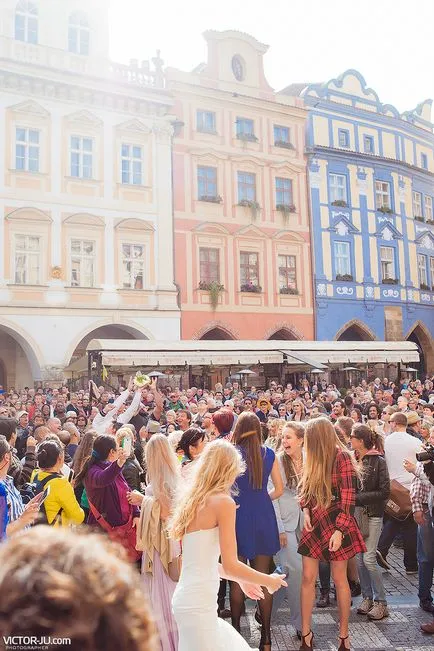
<box><xmin>172</xmin><ymin>527</ymin><xmax>258</xmax><ymax>651</ymax></box>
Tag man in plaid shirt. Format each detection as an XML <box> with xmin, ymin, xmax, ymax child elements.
<box><xmin>407</xmin><ymin>456</ymin><xmax>434</xmax><ymax>623</ymax></box>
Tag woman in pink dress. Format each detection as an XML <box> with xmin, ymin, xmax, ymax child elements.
<box><xmin>128</xmin><ymin>434</ymin><xmax>181</xmax><ymax>651</ymax></box>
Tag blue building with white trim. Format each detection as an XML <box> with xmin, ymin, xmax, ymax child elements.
<box><xmin>283</xmin><ymin>71</ymin><xmax>434</xmax><ymax>373</ymax></box>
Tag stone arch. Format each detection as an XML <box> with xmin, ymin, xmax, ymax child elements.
<box><xmin>65</xmin><ymin>320</ymin><xmax>154</xmax><ymax>365</ymax></box>
<box><xmin>193</xmin><ymin>321</ymin><xmax>238</xmax><ymax>341</ymax></box>
<box><xmin>0</xmin><ymin>319</ymin><xmax>43</xmax><ymax>381</ymax></box>
<box><xmin>265</xmin><ymin>322</ymin><xmax>304</xmax><ymax>341</ymax></box>
<box><xmin>405</xmin><ymin>321</ymin><xmax>434</xmax><ymax>375</ymax></box>
<box><xmin>335</xmin><ymin>319</ymin><xmax>376</xmax><ymax>342</ymax></box>
<box><xmin>6</xmin><ymin>206</ymin><xmax>51</xmax><ymax>222</ymax></box>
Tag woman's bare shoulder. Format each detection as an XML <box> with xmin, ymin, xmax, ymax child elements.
<box><xmin>207</xmin><ymin>493</ymin><xmax>235</xmax><ymax>509</ymax></box>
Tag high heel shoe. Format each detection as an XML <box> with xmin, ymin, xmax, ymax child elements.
<box><xmin>299</xmin><ymin>630</ymin><xmax>314</xmax><ymax>650</ymax></box>
<box><xmin>338</xmin><ymin>634</ymin><xmax>350</xmax><ymax>650</ymax></box>
<box><xmin>259</xmin><ymin>627</ymin><xmax>271</xmax><ymax>651</ymax></box>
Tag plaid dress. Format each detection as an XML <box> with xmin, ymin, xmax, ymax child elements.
<box><xmin>298</xmin><ymin>448</ymin><xmax>366</xmax><ymax>561</ymax></box>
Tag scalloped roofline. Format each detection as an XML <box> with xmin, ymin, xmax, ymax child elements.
<box><xmin>301</xmin><ymin>69</ymin><xmax>433</xmax><ymax>126</ymax></box>
<box><xmin>203</xmin><ymin>29</ymin><xmax>269</xmax><ymax>54</ymax></box>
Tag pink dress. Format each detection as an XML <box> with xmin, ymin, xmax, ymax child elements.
<box><xmin>142</xmin><ymin>484</ymin><xmax>180</xmax><ymax>651</ymax></box>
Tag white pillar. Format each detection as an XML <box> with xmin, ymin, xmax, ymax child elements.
<box><xmin>104</xmin><ymin>217</ymin><xmax>115</xmax><ymax>286</ymax></box>
<box><xmin>153</xmin><ymin>121</ymin><xmax>176</xmax><ymax>290</ymax></box>
<box><xmin>103</xmin><ymin>121</ymin><xmax>114</xmax><ymax>200</ymax></box>
<box><xmin>51</xmin><ymin>207</ymin><xmax>61</xmax><ymax>267</ymax></box>
<box><xmin>0</xmin><ymin>103</ymin><xmax>5</xmax><ymax>194</ymax></box>
<box><xmin>51</xmin><ymin>110</ymin><xmax>62</xmax><ymax>194</ymax></box>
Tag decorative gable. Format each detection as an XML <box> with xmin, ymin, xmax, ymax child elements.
<box><xmin>375</xmin><ymin>221</ymin><xmax>402</xmax><ymax>240</ymax></box>
<box><xmin>328</xmin><ymin>214</ymin><xmax>359</xmax><ymax>235</ymax></box>
<box><xmin>234</xmin><ymin>224</ymin><xmax>265</xmax><ymax>237</ymax></box>
<box><xmin>9</xmin><ymin>100</ymin><xmax>50</xmax><ymax>119</ymax></box>
<box><xmin>65</xmin><ymin>110</ymin><xmax>103</xmax><ymax>128</ymax></box>
<box><xmin>117</xmin><ymin>119</ymin><xmax>151</xmax><ymax>134</ymax></box>
<box><xmin>415</xmin><ymin>231</ymin><xmax>434</xmax><ymax>251</ymax></box>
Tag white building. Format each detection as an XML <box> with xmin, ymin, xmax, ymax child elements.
<box><xmin>0</xmin><ymin>0</ymin><xmax>180</xmax><ymax>387</ymax></box>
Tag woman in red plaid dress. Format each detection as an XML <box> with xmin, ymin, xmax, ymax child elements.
<box><xmin>297</xmin><ymin>418</ymin><xmax>366</xmax><ymax>651</ymax></box>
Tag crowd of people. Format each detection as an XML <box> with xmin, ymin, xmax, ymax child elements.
<box><xmin>0</xmin><ymin>371</ymin><xmax>434</xmax><ymax>651</ymax></box>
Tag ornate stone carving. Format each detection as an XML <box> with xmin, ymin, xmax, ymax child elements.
<box><xmin>51</xmin><ymin>266</ymin><xmax>62</xmax><ymax>280</ymax></box>
<box><xmin>316</xmin><ymin>283</ymin><xmax>327</xmax><ymax>297</ymax></box>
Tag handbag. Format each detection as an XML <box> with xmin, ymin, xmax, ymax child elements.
<box><xmin>355</xmin><ymin>506</ymin><xmax>370</xmax><ymax>539</ymax></box>
<box><xmin>385</xmin><ymin>479</ymin><xmax>412</xmax><ymax>521</ymax></box>
<box><xmin>88</xmin><ymin>500</ymin><xmax>142</xmax><ymax>562</ymax></box>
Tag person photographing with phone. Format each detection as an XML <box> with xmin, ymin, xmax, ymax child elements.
<box><xmin>75</xmin><ymin>434</ymin><xmax>141</xmax><ymax>562</ymax></box>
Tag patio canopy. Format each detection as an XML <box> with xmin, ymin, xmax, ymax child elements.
<box><xmin>83</xmin><ymin>339</ymin><xmax>419</xmax><ymax>368</ymax></box>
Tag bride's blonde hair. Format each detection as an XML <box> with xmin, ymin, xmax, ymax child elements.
<box><xmin>168</xmin><ymin>439</ymin><xmax>245</xmax><ymax>540</ymax></box>
<box><xmin>298</xmin><ymin>417</ymin><xmax>356</xmax><ymax>510</ymax></box>
<box><xmin>145</xmin><ymin>434</ymin><xmax>180</xmax><ymax>513</ymax></box>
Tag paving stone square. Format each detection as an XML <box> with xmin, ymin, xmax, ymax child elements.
<box><xmin>238</xmin><ymin>546</ymin><xmax>434</xmax><ymax>650</ymax></box>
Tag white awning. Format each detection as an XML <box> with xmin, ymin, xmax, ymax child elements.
<box><xmin>103</xmin><ymin>351</ymin><xmax>284</xmax><ymax>367</ymax></box>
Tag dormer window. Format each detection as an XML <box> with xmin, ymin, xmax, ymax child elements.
<box><xmin>15</xmin><ymin>1</ymin><xmax>38</xmax><ymax>44</ymax></box>
<box><xmin>69</xmin><ymin>12</ymin><xmax>90</xmax><ymax>56</ymax></box>
<box><xmin>231</xmin><ymin>55</ymin><xmax>245</xmax><ymax>82</ymax></box>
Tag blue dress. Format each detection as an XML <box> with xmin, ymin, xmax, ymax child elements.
<box><xmin>234</xmin><ymin>446</ymin><xmax>280</xmax><ymax>559</ymax></box>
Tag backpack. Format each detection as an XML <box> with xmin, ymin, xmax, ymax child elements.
<box><xmin>20</xmin><ymin>473</ymin><xmax>63</xmax><ymax>525</ymax></box>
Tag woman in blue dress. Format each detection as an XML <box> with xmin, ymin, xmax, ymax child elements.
<box><xmin>230</xmin><ymin>412</ymin><xmax>283</xmax><ymax>650</ymax></box>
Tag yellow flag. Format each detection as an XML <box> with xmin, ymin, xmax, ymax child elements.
<box><xmin>102</xmin><ymin>365</ymin><xmax>108</xmax><ymax>381</ymax></box>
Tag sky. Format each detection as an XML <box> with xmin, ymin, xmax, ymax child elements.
<box><xmin>109</xmin><ymin>0</ymin><xmax>434</xmax><ymax>115</ymax></box>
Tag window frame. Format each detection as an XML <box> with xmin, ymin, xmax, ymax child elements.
<box><xmin>237</xmin><ymin>171</ymin><xmax>256</xmax><ymax>203</ymax></box>
<box><xmin>199</xmin><ymin>247</ymin><xmax>220</xmax><ymax>284</ymax></box>
<box><xmin>278</xmin><ymin>254</ymin><xmax>297</xmax><ymax>291</ymax></box>
<box><xmin>329</xmin><ymin>173</ymin><xmax>347</xmax><ymax>204</ymax></box>
<box><xmin>68</xmin><ymin>11</ymin><xmax>90</xmax><ymax>56</ymax></box>
<box><xmin>121</xmin><ymin>242</ymin><xmax>145</xmax><ymax>289</ymax></box>
<box><xmin>417</xmin><ymin>253</ymin><xmax>428</xmax><ymax>287</ymax></box>
<box><xmin>236</xmin><ymin>118</ymin><xmax>255</xmax><ymax>137</ymax></box>
<box><xmin>425</xmin><ymin>196</ymin><xmax>433</xmax><ymax>221</ymax></box>
<box><xmin>430</xmin><ymin>257</ymin><xmax>434</xmax><ymax>288</ymax></box>
<box><xmin>240</xmin><ymin>251</ymin><xmax>260</xmax><ymax>287</ymax></box>
<box><xmin>421</xmin><ymin>153</ymin><xmax>428</xmax><ymax>170</ymax></box>
<box><xmin>273</xmin><ymin>125</ymin><xmax>290</xmax><ymax>144</ymax></box>
<box><xmin>120</xmin><ymin>143</ymin><xmax>143</xmax><ymax>186</ymax></box>
<box><xmin>333</xmin><ymin>240</ymin><xmax>351</xmax><ymax>277</ymax></box>
<box><xmin>338</xmin><ymin>129</ymin><xmax>350</xmax><ymax>148</ymax></box>
<box><xmin>197</xmin><ymin>166</ymin><xmax>217</xmax><ymax>200</ymax></box>
<box><xmin>413</xmin><ymin>191</ymin><xmax>423</xmax><ymax>217</ymax></box>
<box><xmin>15</xmin><ymin>0</ymin><xmax>38</xmax><ymax>44</ymax></box>
<box><xmin>275</xmin><ymin>177</ymin><xmax>292</xmax><ymax>207</ymax></box>
<box><xmin>363</xmin><ymin>135</ymin><xmax>375</xmax><ymax>154</ymax></box>
<box><xmin>15</xmin><ymin>126</ymin><xmax>40</xmax><ymax>173</ymax></box>
<box><xmin>375</xmin><ymin>180</ymin><xmax>391</xmax><ymax>210</ymax></box>
<box><xmin>196</xmin><ymin>110</ymin><xmax>216</xmax><ymax>134</ymax></box>
<box><xmin>70</xmin><ymin>135</ymin><xmax>93</xmax><ymax>180</ymax></box>
<box><xmin>70</xmin><ymin>238</ymin><xmax>96</xmax><ymax>288</ymax></box>
<box><xmin>379</xmin><ymin>245</ymin><xmax>396</xmax><ymax>281</ymax></box>
<box><xmin>13</xmin><ymin>233</ymin><xmax>41</xmax><ymax>285</ymax></box>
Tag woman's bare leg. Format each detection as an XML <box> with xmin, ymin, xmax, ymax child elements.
<box><xmin>331</xmin><ymin>560</ymin><xmax>351</xmax><ymax>648</ymax></box>
<box><xmin>300</xmin><ymin>556</ymin><xmax>319</xmax><ymax>644</ymax></box>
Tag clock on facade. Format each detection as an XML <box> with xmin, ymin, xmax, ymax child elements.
<box><xmin>231</xmin><ymin>55</ymin><xmax>245</xmax><ymax>81</ymax></box>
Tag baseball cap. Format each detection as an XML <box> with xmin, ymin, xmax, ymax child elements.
<box><xmin>65</xmin><ymin>410</ymin><xmax>77</xmax><ymax>418</ymax></box>
<box><xmin>147</xmin><ymin>420</ymin><xmax>161</xmax><ymax>434</ymax></box>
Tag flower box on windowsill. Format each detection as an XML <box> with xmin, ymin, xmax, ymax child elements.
<box><xmin>240</xmin><ymin>283</ymin><xmax>262</xmax><ymax>293</ymax></box>
<box><xmin>382</xmin><ymin>278</ymin><xmax>399</xmax><ymax>285</ymax></box>
<box><xmin>331</xmin><ymin>200</ymin><xmax>348</xmax><ymax>208</ymax></box>
<box><xmin>378</xmin><ymin>206</ymin><xmax>394</xmax><ymax>214</ymax></box>
<box><xmin>238</xmin><ymin>200</ymin><xmax>261</xmax><ymax>220</ymax></box>
<box><xmin>198</xmin><ymin>281</ymin><xmax>225</xmax><ymax>292</ymax></box>
<box><xmin>335</xmin><ymin>274</ymin><xmax>353</xmax><ymax>282</ymax></box>
<box><xmin>279</xmin><ymin>287</ymin><xmax>299</xmax><ymax>295</ymax></box>
<box><xmin>274</xmin><ymin>140</ymin><xmax>295</xmax><ymax>149</ymax></box>
<box><xmin>236</xmin><ymin>133</ymin><xmax>258</xmax><ymax>143</ymax></box>
<box><xmin>199</xmin><ymin>195</ymin><xmax>223</xmax><ymax>204</ymax></box>
<box><xmin>276</xmin><ymin>203</ymin><xmax>296</xmax><ymax>215</ymax></box>
<box><xmin>420</xmin><ymin>283</ymin><xmax>432</xmax><ymax>291</ymax></box>
<box><xmin>414</xmin><ymin>216</ymin><xmax>425</xmax><ymax>222</ymax></box>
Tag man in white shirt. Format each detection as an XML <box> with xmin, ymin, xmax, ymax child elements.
<box><xmin>377</xmin><ymin>412</ymin><xmax>422</xmax><ymax>573</ymax></box>
<box><xmin>92</xmin><ymin>378</ymin><xmax>142</xmax><ymax>435</ymax></box>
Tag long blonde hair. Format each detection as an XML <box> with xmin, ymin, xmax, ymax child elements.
<box><xmin>298</xmin><ymin>417</ymin><xmax>353</xmax><ymax>510</ymax></box>
<box><xmin>145</xmin><ymin>434</ymin><xmax>180</xmax><ymax>513</ymax></box>
<box><xmin>168</xmin><ymin>439</ymin><xmax>245</xmax><ymax>540</ymax></box>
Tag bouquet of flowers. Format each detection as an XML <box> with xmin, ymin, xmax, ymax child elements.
<box><xmin>133</xmin><ymin>371</ymin><xmax>151</xmax><ymax>389</ymax></box>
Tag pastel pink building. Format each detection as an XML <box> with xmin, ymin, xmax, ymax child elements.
<box><xmin>168</xmin><ymin>30</ymin><xmax>314</xmax><ymax>343</ymax></box>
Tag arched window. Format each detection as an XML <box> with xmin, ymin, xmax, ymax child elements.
<box><xmin>15</xmin><ymin>1</ymin><xmax>38</xmax><ymax>44</ymax></box>
<box><xmin>68</xmin><ymin>12</ymin><xmax>90</xmax><ymax>56</ymax></box>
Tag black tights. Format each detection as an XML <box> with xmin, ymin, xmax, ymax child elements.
<box><xmin>230</xmin><ymin>555</ymin><xmax>273</xmax><ymax>642</ymax></box>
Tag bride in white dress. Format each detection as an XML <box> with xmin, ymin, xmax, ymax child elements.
<box><xmin>169</xmin><ymin>439</ymin><xmax>287</xmax><ymax>651</ymax></box>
